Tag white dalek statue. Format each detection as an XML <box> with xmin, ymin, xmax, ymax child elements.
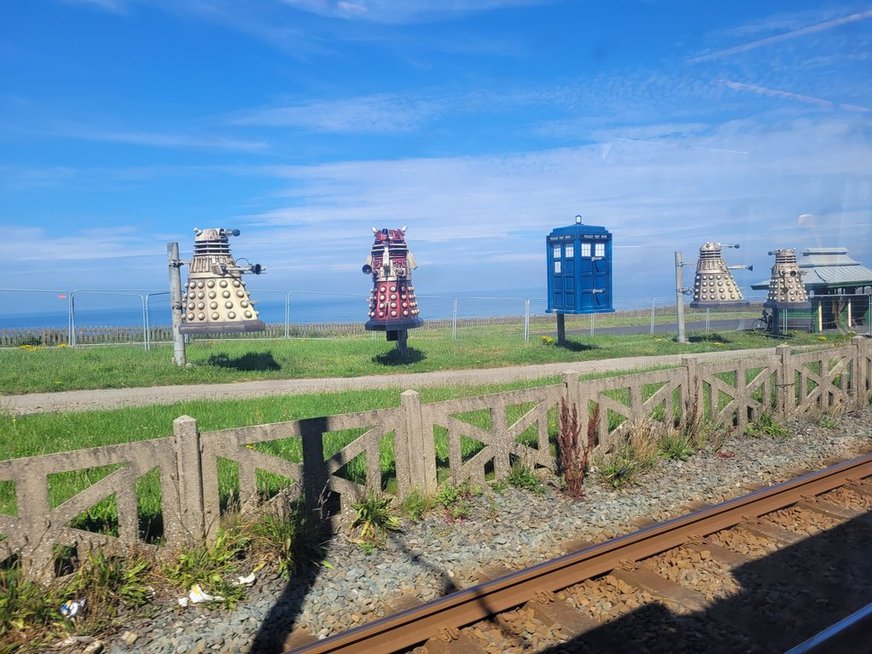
<box><xmin>179</xmin><ymin>228</ymin><xmax>265</xmax><ymax>334</ymax></box>
<box><xmin>689</xmin><ymin>242</ymin><xmax>750</xmax><ymax>309</ymax></box>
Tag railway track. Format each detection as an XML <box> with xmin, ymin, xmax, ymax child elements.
<box><xmin>287</xmin><ymin>452</ymin><xmax>872</xmax><ymax>654</ymax></box>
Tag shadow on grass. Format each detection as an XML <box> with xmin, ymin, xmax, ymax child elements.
<box><xmin>372</xmin><ymin>347</ymin><xmax>426</xmax><ymax>366</ymax></box>
<box><xmin>206</xmin><ymin>352</ymin><xmax>281</xmax><ymax>371</ymax></box>
<box><xmin>559</xmin><ymin>339</ymin><xmax>598</xmax><ymax>352</ymax></box>
<box><xmin>686</xmin><ymin>333</ymin><xmax>730</xmax><ymax>344</ymax></box>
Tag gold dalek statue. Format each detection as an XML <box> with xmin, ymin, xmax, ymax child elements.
<box><xmin>764</xmin><ymin>249</ymin><xmax>810</xmax><ymax>310</ymax></box>
<box><xmin>762</xmin><ymin>248</ymin><xmax>811</xmax><ymax>335</ymax></box>
<box><xmin>179</xmin><ymin>228</ymin><xmax>265</xmax><ymax>334</ymax></box>
<box><xmin>689</xmin><ymin>242</ymin><xmax>750</xmax><ymax>309</ymax></box>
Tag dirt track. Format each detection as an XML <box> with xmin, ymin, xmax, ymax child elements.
<box><xmin>1</xmin><ymin>347</ymin><xmax>783</xmax><ymax>415</ymax></box>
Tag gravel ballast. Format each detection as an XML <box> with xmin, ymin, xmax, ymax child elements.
<box><xmin>78</xmin><ymin>406</ymin><xmax>871</xmax><ymax>654</ymax></box>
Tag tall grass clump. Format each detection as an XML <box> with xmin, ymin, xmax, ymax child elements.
<box><xmin>594</xmin><ymin>418</ymin><xmax>660</xmax><ymax>489</ymax></box>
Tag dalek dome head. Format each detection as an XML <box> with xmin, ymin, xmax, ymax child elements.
<box><xmin>179</xmin><ymin>227</ymin><xmax>266</xmax><ymax>335</ymax></box>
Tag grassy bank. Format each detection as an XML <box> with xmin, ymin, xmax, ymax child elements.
<box><xmin>0</xmin><ymin>326</ymin><xmax>842</xmax><ymax>395</ymax></box>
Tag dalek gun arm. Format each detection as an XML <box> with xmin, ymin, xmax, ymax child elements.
<box><xmin>210</xmin><ymin>258</ymin><xmax>265</xmax><ymax>276</ymax></box>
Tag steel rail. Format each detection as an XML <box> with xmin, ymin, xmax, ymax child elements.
<box><xmin>288</xmin><ymin>452</ymin><xmax>872</xmax><ymax>654</ymax></box>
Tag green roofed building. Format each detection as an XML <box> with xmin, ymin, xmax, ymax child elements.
<box><xmin>751</xmin><ymin>247</ymin><xmax>872</xmax><ymax>331</ymax></box>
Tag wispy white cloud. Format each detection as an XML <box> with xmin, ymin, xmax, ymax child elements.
<box><xmin>689</xmin><ymin>9</ymin><xmax>872</xmax><ymax>63</ymax></box>
<box><xmin>278</xmin><ymin>0</ymin><xmax>549</xmax><ymax>24</ymax></box>
<box><xmin>719</xmin><ymin>80</ymin><xmax>871</xmax><ymax>112</ymax></box>
<box><xmin>230</xmin><ymin>93</ymin><xmax>443</xmax><ymax>133</ymax></box>
<box><xmin>0</xmin><ymin>226</ymin><xmax>158</xmax><ymax>262</ymax></box>
<box><xmin>50</xmin><ymin>126</ymin><xmax>268</xmax><ymax>152</ymax></box>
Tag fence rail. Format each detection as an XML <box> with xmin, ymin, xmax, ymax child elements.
<box><xmin>3</xmin><ymin>338</ymin><xmax>869</xmax><ymax>578</ymax></box>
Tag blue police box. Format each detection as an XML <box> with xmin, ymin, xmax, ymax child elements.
<box><xmin>546</xmin><ymin>217</ymin><xmax>614</xmax><ymax>314</ymax></box>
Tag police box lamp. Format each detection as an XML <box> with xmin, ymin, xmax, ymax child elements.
<box><xmin>689</xmin><ymin>242</ymin><xmax>751</xmax><ymax>309</ymax></box>
<box><xmin>179</xmin><ymin>227</ymin><xmax>266</xmax><ymax>334</ymax></box>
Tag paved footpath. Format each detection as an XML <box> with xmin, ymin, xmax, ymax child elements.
<box><xmin>0</xmin><ymin>347</ymin><xmax>785</xmax><ymax>415</ymax></box>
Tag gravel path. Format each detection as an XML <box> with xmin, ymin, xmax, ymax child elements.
<box><xmin>84</xmin><ymin>405</ymin><xmax>872</xmax><ymax>654</ymax></box>
<box><xmin>2</xmin><ymin>347</ymin><xmax>785</xmax><ymax>415</ymax></box>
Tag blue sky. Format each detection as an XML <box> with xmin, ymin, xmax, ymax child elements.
<box><xmin>2</xmin><ymin>0</ymin><xmax>871</xmax><ymax>313</ymax></box>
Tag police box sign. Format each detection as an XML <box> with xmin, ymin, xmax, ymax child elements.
<box><xmin>548</xmin><ymin>233</ymin><xmax>610</xmax><ymax>242</ymax></box>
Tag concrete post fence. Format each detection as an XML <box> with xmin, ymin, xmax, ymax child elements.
<box><xmin>2</xmin><ymin>338</ymin><xmax>870</xmax><ymax>578</ymax></box>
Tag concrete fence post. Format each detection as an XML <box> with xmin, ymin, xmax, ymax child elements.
<box><xmin>852</xmin><ymin>336</ymin><xmax>869</xmax><ymax>406</ymax></box>
<box><xmin>776</xmin><ymin>344</ymin><xmax>794</xmax><ymax>418</ymax></box>
<box><xmin>681</xmin><ymin>357</ymin><xmax>702</xmax><ymax>427</ymax></box>
<box><xmin>172</xmin><ymin>415</ymin><xmax>205</xmax><ymax>544</ymax></box>
<box><xmin>400</xmin><ymin>390</ymin><xmax>437</xmax><ymax>497</ymax></box>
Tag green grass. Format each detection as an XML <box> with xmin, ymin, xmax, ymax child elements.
<box><xmin>0</xmin><ymin>327</ymin><xmax>844</xmax><ymax>395</ymax></box>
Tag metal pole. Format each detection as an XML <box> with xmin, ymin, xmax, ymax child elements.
<box><xmin>284</xmin><ymin>291</ymin><xmax>291</xmax><ymax>339</ymax></box>
<box><xmin>452</xmin><ymin>297</ymin><xmax>458</xmax><ymax>340</ymax></box>
<box><xmin>705</xmin><ymin>308</ymin><xmax>710</xmax><ymax>332</ymax></box>
<box><xmin>140</xmin><ymin>294</ymin><xmax>148</xmax><ymax>351</ymax></box>
<box><xmin>523</xmin><ymin>299</ymin><xmax>530</xmax><ymax>343</ymax></box>
<box><xmin>556</xmin><ymin>313</ymin><xmax>565</xmax><ymax>345</ymax></box>
<box><xmin>589</xmin><ymin>312</ymin><xmax>595</xmax><ymax>337</ymax></box>
<box><xmin>69</xmin><ymin>292</ymin><xmax>77</xmax><ymax>348</ymax></box>
<box><xmin>650</xmin><ymin>297</ymin><xmax>656</xmax><ymax>334</ymax></box>
<box><xmin>675</xmin><ymin>251</ymin><xmax>687</xmax><ymax>344</ymax></box>
<box><xmin>167</xmin><ymin>242</ymin><xmax>186</xmax><ymax>366</ymax></box>
<box><xmin>867</xmin><ymin>291</ymin><xmax>871</xmax><ymax>337</ymax></box>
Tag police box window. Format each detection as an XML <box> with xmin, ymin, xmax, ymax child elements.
<box><xmin>554</xmin><ymin>260</ymin><xmax>561</xmax><ymax>273</ymax></box>
<box><xmin>565</xmin><ymin>244</ymin><xmax>574</xmax><ymax>258</ymax></box>
<box><xmin>553</xmin><ymin>246</ymin><xmax>560</xmax><ymax>259</ymax></box>
<box><xmin>594</xmin><ymin>243</ymin><xmax>605</xmax><ymax>258</ymax></box>
<box><xmin>581</xmin><ymin>243</ymin><xmax>591</xmax><ymax>257</ymax></box>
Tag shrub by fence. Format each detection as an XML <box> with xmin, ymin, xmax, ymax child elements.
<box><xmin>2</xmin><ymin>338</ymin><xmax>869</xmax><ymax>579</ymax></box>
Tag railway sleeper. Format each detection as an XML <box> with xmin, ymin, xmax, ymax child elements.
<box><xmin>609</xmin><ymin>563</ymin><xmax>708</xmax><ymax>613</ymax></box>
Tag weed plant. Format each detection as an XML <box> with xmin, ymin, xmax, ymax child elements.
<box><xmin>0</xmin><ymin>562</ymin><xmax>66</xmax><ymax>651</ymax></box>
<box><xmin>400</xmin><ymin>489</ymin><xmax>431</xmax><ymax>522</ymax></box>
<box><xmin>435</xmin><ymin>480</ymin><xmax>479</xmax><ymax>522</ymax></box>
<box><xmin>161</xmin><ymin>528</ymin><xmax>249</xmax><ymax>606</ymax></box>
<box><xmin>63</xmin><ymin>550</ymin><xmax>152</xmax><ymax>632</ymax></box>
<box><xmin>249</xmin><ymin>499</ymin><xmax>325</xmax><ymax>580</ymax></box>
<box><xmin>745</xmin><ymin>412</ymin><xmax>789</xmax><ymax>440</ymax></box>
<box><xmin>658</xmin><ymin>430</ymin><xmax>696</xmax><ymax>461</ymax></box>
<box><xmin>557</xmin><ymin>399</ymin><xmax>598</xmax><ymax>498</ymax></box>
<box><xmin>349</xmin><ymin>491</ymin><xmax>401</xmax><ymax>547</ymax></box>
<box><xmin>506</xmin><ymin>464</ymin><xmax>543</xmax><ymax>494</ymax></box>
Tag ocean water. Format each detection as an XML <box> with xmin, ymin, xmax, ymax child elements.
<box><xmin>0</xmin><ymin>291</ymin><xmax>552</xmax><ymax>330</ymax></box>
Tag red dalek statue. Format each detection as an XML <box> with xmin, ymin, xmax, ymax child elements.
<box><xmin>363</xmin><ymin>226</ymin><xmax>422</xmax><ymax>349</ymax></box>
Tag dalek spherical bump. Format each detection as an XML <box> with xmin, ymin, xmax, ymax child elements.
<box><xmin>764</xmin><ymin>249</ymin><xmax>810</xmax><ymax>309</ymax></box>
<box><xmin>362</xmin><ymin>226</ymin><xmax>423</xmax><ymax>332</ymax></box>
<box><xmin>179</xmin><ymin>228</ymin><xmax>266</xmax><ymax>334</ymax></box>
<box><xmin>689</xmin><ymin>242</ymin><xmax>749</xmax><ymax>309</ymax></box>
